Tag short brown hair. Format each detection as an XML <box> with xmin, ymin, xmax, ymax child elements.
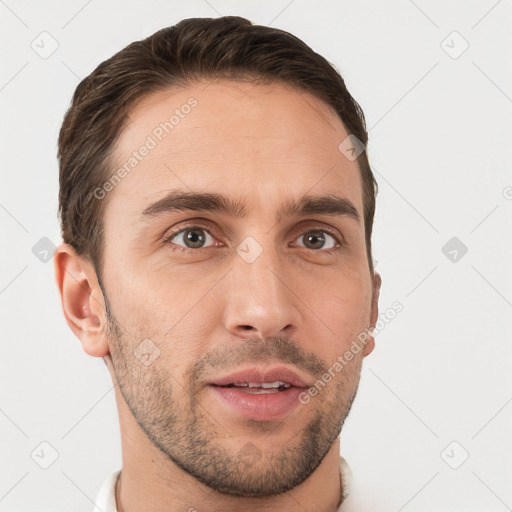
<box><xmin>57</xmin><ymin>16</ymin><xmax>378</xmax><ymax>280</ymax></box>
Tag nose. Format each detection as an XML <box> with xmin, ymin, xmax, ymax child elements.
<box><xmin>222</xmin><ymin>242</ymin><xmax>301</xmax><ymax>340</ymax></box>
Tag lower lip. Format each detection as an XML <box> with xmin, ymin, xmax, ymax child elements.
<box><xmin>209</xmin><ymin>385</ymin><xmax>305</xmax><ymax>421</ymax></box>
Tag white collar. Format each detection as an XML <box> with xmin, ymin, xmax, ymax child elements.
<box><xmin>92</xmin><ymin>455</ymin><xmax>354</xmax><ymax>512</ymax></box>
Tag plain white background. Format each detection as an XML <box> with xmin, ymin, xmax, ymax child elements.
<box><xmin>1</xmin><ymin>1</ymin><xmax>511</xmax><ymax>510</ymax></box>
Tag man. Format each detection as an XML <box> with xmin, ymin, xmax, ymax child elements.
<box><xmin>54</xmin><ymin>16</ymin><xmax>381</xmax><ymax>512</ymax></box>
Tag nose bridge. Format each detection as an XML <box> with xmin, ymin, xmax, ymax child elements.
<box><xmin>222</xmin><ymin>234</ymin><xmax>300</xmax><ymax>339</ymax></box>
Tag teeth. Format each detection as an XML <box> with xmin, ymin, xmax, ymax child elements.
<box><xmin>231</xmin><ymin>381</ymin><xmax>291</xmax><ymax>389</ymax></box>
<box><xmin>259</xmin><ymin>381</ymin><xmax>291</xmax><ymax>389</ymax></box>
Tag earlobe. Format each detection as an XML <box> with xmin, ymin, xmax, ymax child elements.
<box><xmin>54</xmin><ymin>243</ymin><xmax>110</xmax><ymax>357</ymax></box>
<box><xmin>363</xmin><ymin>271</ymin><xmax>382</xmax><ymax>357</ymax></box>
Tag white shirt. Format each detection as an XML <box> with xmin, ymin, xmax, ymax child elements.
<box><xmin>92</xmin><ymin>456</ymin><xmax>358</xmax><ymax>512</ymax></box>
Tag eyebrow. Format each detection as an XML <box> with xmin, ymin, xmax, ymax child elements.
<box><xmin>140</xmin><ymin>190</ymin><xmax>360</xmax><ymax>224</ymax></box>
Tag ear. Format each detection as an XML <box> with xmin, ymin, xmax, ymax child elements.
<box><xmin>54</xmin><ymin>242</ymin><xmax>110</xmax><ymax>357</ymax></box>
<box><xmin>362</xmin><ymin>271</ymin><xmax>382</xmax><ymax>357</ymax></box>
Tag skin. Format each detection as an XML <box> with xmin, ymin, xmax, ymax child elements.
<box><xmin>55</xmin><ymin>79</ymin><xmax>382</xmax><ymax>512</ymax></box>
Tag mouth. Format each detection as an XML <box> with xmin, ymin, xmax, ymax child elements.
<box><xmin>207</xmin><ymin>366</ymin><xmax>311</xmax><ymax>421</ymax></box>
<box><xmin>212</xmin><ymin>381</ymin><xmax>294</xmax><ymax>394</ymax></box>
<box><xmin>208</xmin><ymin>365</ymin><xmax>311</xmax><ymax>390</ymax></box>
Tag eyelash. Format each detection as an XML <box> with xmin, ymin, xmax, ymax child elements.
<box><xmin>162</xmin><ymin>222</ymin><xmax>344</xmax><ymax>254</ymax></box>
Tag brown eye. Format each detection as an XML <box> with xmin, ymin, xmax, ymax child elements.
<box><xmin>166</xmin><ymin>227</ymin><xmax>214</xmax><ymax>249</ymax></box>
<box><xmin>294</xmin><ymin>230</ymin><xmax>337</xmax><ymax>250</ymax></box>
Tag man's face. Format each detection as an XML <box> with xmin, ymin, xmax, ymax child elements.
<box><xmin>100</xmin><ymin>80</ymin><xmax>379</xmax><ymax>497</ymax></box>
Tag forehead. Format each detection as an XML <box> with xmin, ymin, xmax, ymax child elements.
<box><xmin>104</xmin><ymin>80</ymin><xmax>363</xmax><ymax>230</ymax></box>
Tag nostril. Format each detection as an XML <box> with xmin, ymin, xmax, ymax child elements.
<box><xmin>241</xmin><ymin>325</ymin><xmax>253</xmax><ymax>330</ymax></box>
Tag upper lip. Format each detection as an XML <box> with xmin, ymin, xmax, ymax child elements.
<box><xmin>208</xmin><ymin>365</ymin><xmax>312</xmax><ymax>388</ymax></box>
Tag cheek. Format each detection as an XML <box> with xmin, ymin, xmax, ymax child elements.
<box><xmin>110</xmin><ymin>260</ymin><xmax>207</xmax><ymax>322</ymax></box>
<box><xmin>301</xmin><ymin>273</ymin><xmax>371</xmax><ymax>355</ymax></box>
<box><xmin>109</xmin><ymin>265</ymin><xmax>217</xmax><ymax>369</ymax></box>
<box><xmin>303</xmin><ymin>264</ymin><xmax>371</xmax><ymax>314</ymax></box>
